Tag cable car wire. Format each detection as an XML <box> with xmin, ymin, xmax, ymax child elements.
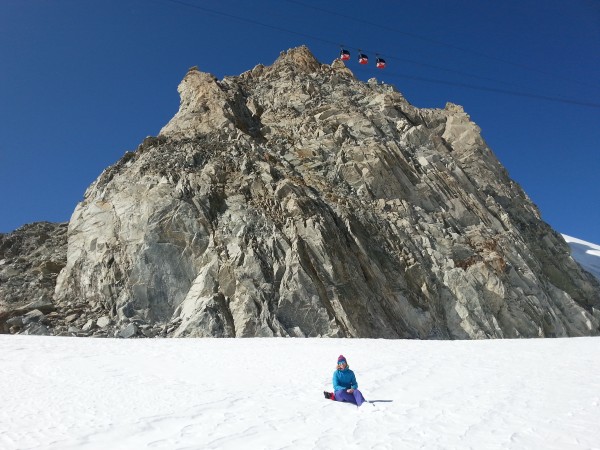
<box><xmin>285</xmin><ymin>0</ymin><xmax>600</xmax><ymax>90</ymax></box>
<box><xmin>341</xmin><ymin>44</ymin><xmax>534</xmax><ymax>89</ymax></box>
<box><xmin>161</xmin><ymin>0</ymin><xmax>340</xmax><ymax>47</ymax></box>
<box><xmin>161</xmin><ymin>0</ymin><xmax>527</xmax><ymax>89</ymax></box>
<box><xmin>378</xmin><ymin>70</ymin><xmax>600</xmax><ymax>108</ymax></box>
<box><xmin>158</xmin><ymin>0</ymin><xmax>600</xmax><ymax>109</ymax></box>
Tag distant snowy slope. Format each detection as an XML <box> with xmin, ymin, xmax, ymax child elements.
<box><xmin>1</xmin><ymin>336</ymin><xmax>599</xmax><ymax>450</ymax></box>
<box><xmin>563</xmin><ymin>234</ymin><xmax>600</xmax><ymax>281</ymax></box>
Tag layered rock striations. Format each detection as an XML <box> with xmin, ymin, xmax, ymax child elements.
<box><xmin>5</xmin><ymin>47</ymin><xmax>600</xmax><ymax>338</ymax></box>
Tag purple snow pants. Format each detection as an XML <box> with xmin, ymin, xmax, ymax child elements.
<box><xmin>334</xmin><ymin>389</ymin><xmax>366</xmax><ymax>406</ymax></box>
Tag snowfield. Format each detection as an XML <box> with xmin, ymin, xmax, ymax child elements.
<box><xmin>564</xmin><ymin>234</ymin><xmax>600</xmax><ymax>282</ymax></box>
<box><xmin>1</xmin><ymin>336</ymin><xmax>599</xmax><ymax>450</ymax></box>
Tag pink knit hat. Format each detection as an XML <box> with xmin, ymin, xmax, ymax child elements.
<box><xmin>337</xmin><ymin>355</ymin><xmax>347</xmax><ymax>364</ymax></box>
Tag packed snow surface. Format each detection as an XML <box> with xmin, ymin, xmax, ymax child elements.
<box><xmin>1</xmin><ymin>336</ymin><xmax>599</xmax><ymax>449</ymax></box>
<box><xmin>563</xmin><ymin>234</ymin><xmax>600</xmax><ymax>281</ymax></box>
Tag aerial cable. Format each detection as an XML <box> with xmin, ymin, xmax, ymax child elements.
<box><xmin>377</xmin><ymin>70</ymin><xmax>600</xmax><ymax>109</ymax></box>
<box><xmin>350</xmin><ymin>47</ymin><xmax>534</xmax><ymax>89</ymax></box>
<box><xmin>161</xmin><ymin>0</ymin><xmax>340</xmax><ymax>47</ymax></box>
<box><xmin>285</xmin><ymin>0</ymin><xmax>600</xmax><ymax>90</ymax></box>
<box><xmin>160</xmin><ymin>0</ymin><xmax>542</xmax><ymax>90</ymax></box>
<box><xmin>158</xmin><ymin>0</ymin><xmax>599</xmax><ymax>109</ymax></box>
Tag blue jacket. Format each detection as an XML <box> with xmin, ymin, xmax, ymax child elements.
<box><xmin>333</xmin><ymin>367</ymin><xmax>358</xmax><ymax>392</ymax></box>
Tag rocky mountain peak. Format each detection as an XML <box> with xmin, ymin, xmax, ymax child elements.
<box><xmin>3</xmin><ymin>46</ymin><xmax>599</xmax><ymax>339</ymax></box>
<box><xmin>271</xmin><ymin>45</ymin><xmax>324</xmax><ymax>74</ymax></box>
<box><xmin>160</xmin><ymin>67</ymin><xmax>233</xmax><ymax>138</ymax></box>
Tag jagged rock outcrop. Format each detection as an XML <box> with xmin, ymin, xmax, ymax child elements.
<box><xmin>0</xmin><ymin>222</ymin><xmax>66</xmax><ymax>334</ymax></box>
<box><xmin>7</xmin><ymin>46</ymin><xmax>600</xmax><ymax>338</ymax></box>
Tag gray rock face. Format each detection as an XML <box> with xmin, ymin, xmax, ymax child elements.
<box><xmin>0</xmin><ymin>222</ymin><xmax>66</xmax><ymax>333</ymax></box>
<box><xmin>11</xmin><ymin>46</ymin><xmax>600</xmax><ymax>338</ymax></box>
<box><xmin>0</xmin><ymin>222</ymin><xmax>67</xmax><ymax>309</ymax></box>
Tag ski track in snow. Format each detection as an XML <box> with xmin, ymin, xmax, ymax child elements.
<box><xmin>1</xmin><ymin>336</ymin><xmax>599</xmax><ymax>450</ymax></box>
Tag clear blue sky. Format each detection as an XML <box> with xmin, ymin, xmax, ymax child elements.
<box><xmin>1</xmin><ymin>0</ymin><xmax>599</xmax><ymax>243</ymax></box>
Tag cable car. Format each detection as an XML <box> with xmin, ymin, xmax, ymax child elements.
<box><xmin>376</xmin><ymin>56</ymin><xmax>386</xmax><ymax>69</ymax></box>
<box><xmin>340</xmin><ymin>49</ymin><xmax>351</xmax><ymax>61</ymax></box>
<box><xmin>358</xmin><ymin>52</ymin><xmax>368</xmax><ymax>64</ymax></box>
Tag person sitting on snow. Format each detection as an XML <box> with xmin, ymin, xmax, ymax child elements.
<box><xmin>324</xmin><ymin>354</ymin><xmax>367</xmax><ymax>406</ymax></box>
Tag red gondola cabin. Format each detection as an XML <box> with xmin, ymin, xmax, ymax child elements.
<box><xmin>340</xmin><ymin>49</ymin><xmax>351</xmax><ymax>61</ymax></box>
<box><xmin>376</xmin><ymin>57</ymin><xmax>386</xmax><ymax>69</ymax></box>
<box><xmin>358</xmin><ymin>53</ymin><xmax>368</xmax><ymax>64</ymax></box>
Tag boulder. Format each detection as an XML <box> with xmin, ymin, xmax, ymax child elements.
<box><xmin>82</xmin><ymin>319</ymin><xmax>95</xmax><ymax>332</ymax></box>
<box><xmin>118</xmin><ymin>323</ymin><xmax>137</xmax><ymax>339</ymax></box>
<box><xmin>64</xmin><ymin>314</ymin><xmax>79</xmax><ymax>324</ymax></box>
<box><xmin>21</xmin><ymin>323</ymin><xmax>51</xmax><ymax>336</ymax></box>
<box><xmin>96</xmin><ymin>316</ymin><xmax>111</xmax><ymax>328</ymax></box>
<box><xmin>23</xmin><ymin>309</ymin><xmax>44</xmax><ymax>324</ymax></box>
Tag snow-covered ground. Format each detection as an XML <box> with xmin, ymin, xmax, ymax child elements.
<box><xmin>563</xmin><ymin>234</ymin><xmax>600</xmax><ymax>282</ymax></box>
<box><xmin>1</xmin><ymin>335</ymin><xmax>599</xmax><ymax>450</ymax></box>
